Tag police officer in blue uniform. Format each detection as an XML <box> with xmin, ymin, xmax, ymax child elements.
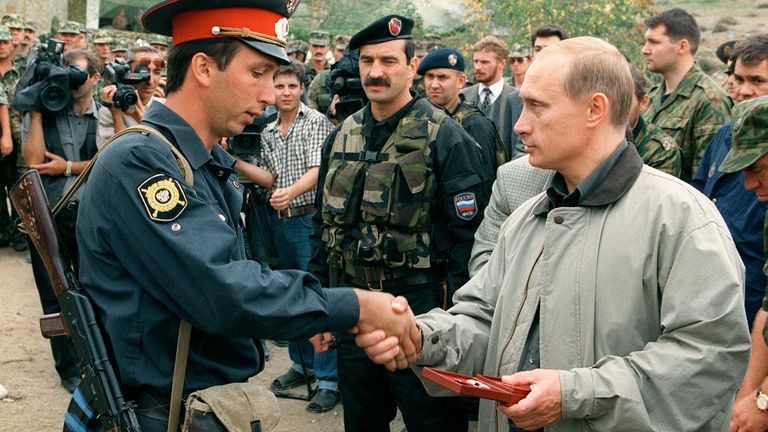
<box><xmin>75</xmin><ymin>1</ymin><xmax>417</xmax><ymax>430</ymax></box>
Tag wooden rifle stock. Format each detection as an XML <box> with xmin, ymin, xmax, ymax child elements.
<box><xmin>9</xmin><ymin>170</ymin><xmax>70</xmax><ymax>298</ymax></box>
<box><xmin>40</xmin><ymin>313</ymin><xmax>68</xmax><ymax>338</ymax></box>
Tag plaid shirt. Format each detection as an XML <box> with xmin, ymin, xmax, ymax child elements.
<box><xmin>261</xmin><ymin>103</ymin><xmax>332</xmax><ymax>208</ymax></box>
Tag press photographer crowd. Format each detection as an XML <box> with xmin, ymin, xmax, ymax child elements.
<box><xmin>2</xmin><ymin>0</ymin><xmax>768</xmax><ymax>431</ymax></box>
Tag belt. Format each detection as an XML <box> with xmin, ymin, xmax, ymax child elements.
<box><xmin>349</xmin><ymin>269</ymin><xmax>438</xmax><ymax>292</ymax></box>
<box><xmin>276</xmin><ymin>204</ymin><xmax>315</xmax><ymax>219</ymax></box>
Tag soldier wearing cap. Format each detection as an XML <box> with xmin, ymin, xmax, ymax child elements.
<box><xmin>110</xmin><ymin>38</ymin><xmax>129</xmax><ymax>61</ymax></box>
<box><xmin>310</xmin><ymin>14</ymin><xmax>489</xmax><ymax>432</ymax></box>
<box><xmin>331</xmin><ymin>34</ymin><xmax>350</xmax><ymax>63</ymax></box>
<box><xmin>0</xmin><ymin>24</ymin><xmax>26</xmax><ymax>252</ymax></box>
<box><xmin>75</xmin><ymin>1</ymin><xmax>417</xmax><ymax>430</ymax></box>
<box><xmin>307</xmin><ymin>30</ymin><xmax>330</xmax><ymax>82</ymax></box>
<box><xmin>92</xmin><ymin>30</ymin><xmax>112</xmax><ymax>70</ymax></box>
<box><xmin>56</xmin><ymin>21</ymin><xmax>84</xmax><ymax>51</ymax></box>
<box><xmin>418</xmin><ymin>47</ymin><xmax>507</xmax><ymax>181</ymax></box>
<box><xmin>508</xmin><ymin>43</ymin><xmax>531</xmax><ymax>88</ymax></box>
<box><xmin>287</xmin><ymin>38</ymin><xmax>307</xmax><ymax>63</ymax></box>
<box><xmin>147</xmin><ymin>33</ymin><xmax>170</xmax><ymax>58</ymax></box>
<box><xmin>1</xmin><ymin>14</ymin><xmax>24</xmax><ymax>52</ymax></box>
<box><xmin>21</xmin><ymin>19</ymin><xmax>36</xmax><ymax>54</ymax></box>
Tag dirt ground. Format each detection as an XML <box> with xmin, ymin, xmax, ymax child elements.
<box><xmin>0</xmin><ymin>246</ymin><xmax>415</xmax><ymax>432</ymax></box>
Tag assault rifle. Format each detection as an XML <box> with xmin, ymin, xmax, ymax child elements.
<box><xmin>10</xmin><ymin>170</ymin><xmax>141</xmax><ymax>432</ymax></box>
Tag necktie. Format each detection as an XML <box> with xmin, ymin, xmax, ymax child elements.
<box><xmin>480</xmin><ymin>87</ymin><xmax>493</xmax><ymax>115</ymax></box>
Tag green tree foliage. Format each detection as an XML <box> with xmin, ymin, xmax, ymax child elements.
<box><xmin>463</xmin><ymin>0</ymin><xmax>655</xmax><ymax>64</ymax></box>
<box><xmin>291</xmin><ymin>0</ymin><xmax>423</xmax><ymax>38</ymax></box>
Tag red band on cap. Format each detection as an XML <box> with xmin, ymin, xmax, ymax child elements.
<box><xmin>172</xmin><ymin>7</ymin><xmax>283</xmax><ymax>45</ymax></box>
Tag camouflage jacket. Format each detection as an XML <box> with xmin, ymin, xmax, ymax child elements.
<box><xmin>311</xmin><ymin>97</ymin><xmax>490</xmax><ymax>295</ymax></box>
<box><xmin>0</xmin><ymin>62</ymin><xmax>24</xmax><ymax>149</ymax></box>
<box><xmin>633</xmin><ymin>116</ymin><xmax>683</xmax><ymax>178</ymax></box>
<box><xmin>644</xmin><ymin>64</ymin><xmax>731</xmax><ymax>183</ymax></box>
<box><xmin>307</xmin><ymin>69</ymin><xmax>331</xmax><ymax>116</ymax></box>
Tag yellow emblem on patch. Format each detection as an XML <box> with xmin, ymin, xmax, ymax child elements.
<box><xmin>138</xmin><ymin>174</ymin><xmax>187</xmax><ymax>222</ymax></box>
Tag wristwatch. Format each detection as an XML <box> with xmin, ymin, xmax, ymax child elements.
<box><xmin>756</xmin><ymin>389</ymin><xmax>768</xmax><ymax>412</ymax></box>
<box><xmin>64</xmin><ymin>160</ymin><xmax>72</xmax><ymax>177</ymax></box>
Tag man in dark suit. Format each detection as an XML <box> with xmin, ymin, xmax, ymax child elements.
<box><xmin>502</xmin><ymin>24</ymin><xmax>569</xmax><ymax>158</ymax></box>
<box><xmin>460</xmin><ymin>36</ymin><xmax>514</xmax><ymax>147</ymax></box>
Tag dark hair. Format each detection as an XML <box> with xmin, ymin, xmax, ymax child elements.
<box><xmin>404</xmin><ymin>39</ymin><xmax>415</xmax><ymax>63</ymax></box>
<box><xmin>165</xmin><ymin>38</ymin><xmax>244</xmax><ymax>94</ymax></box>
<box><xmin>126</xmin><ymin>45</ymin><xmax>158</xmax><ymax>65</ymax></box>
<box><xmin>644</xmin><ymin>8</ymin><xmax>700</xmax><ymax>55</ymax></box>
<box><xmin>530</xmin><ymin>24</ymin><xmax>569</xmax><ymax>46</ymax></box>
<box><xmin>274</xmin><ymin>59</ymin><xmax>305</xmax><ymax>84</ymax></box>
<box><xmin>732</xmin><ymin>33</ymin><xmax>768</xmax><ymax>67</ymax></box>
<box><xmin>63</xmin><ymin>49</ymin><xmax>99</xmax><ymax>76</ymax></box>
<box><xmin>628</xmin><ymin>64</ymin><xmax>647</xmax><ymax>101</ymax></box>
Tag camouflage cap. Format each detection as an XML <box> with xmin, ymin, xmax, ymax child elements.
<box><xmin>719</xmin><ymin>96</ymin><xmax>768</xmax><ymax>173</ymax></box>
<box><xmin>1</xmin><ymin>14</ymin><xmax>24</xmax><ymax>29</ymax></box>
<box><xmin>509</xmin><ymin>43</ymin><xmax>531</xmax><ymax>59</ymax></box>
<box><xmin>147</xmin><ymin>33</ymin><xmax>170</xmax><ymax>47</ymax></box>
<box><xmin>287</xmin><ymin>39</ymin><xmax>307</xmax><ymax>54</ymax></box>
<box><xmin>57</xmin><ymin>20</ymin><xmax>82</xmax><ymax>35</ymax></box>
<box><xmin>716</xmin><ymin>40</ymin><xmax>738</xmax><ymax>65</ymax></box>
<box><xmin>0</xmin><ymin>25</ymin><xmax>12</xmax><ymax>41</ymax></box>
<box><xmin>309</xmin><ymin>30</ymin><xmax>329</xmax><ymax>46</ymax></box>
<box><xmin>333</xmin><ymin>34</ymin><xmax>350</xmax><ymax>50</ymax></box>
<box><xmin>23</xmin><ymin>19</ymin><xmax>35</xmax><ymax>32</ymax></box>
<box><xmin>112</xmin><ymin>38</ymin><xmax>130</xmax><ymax>53</ymax></box>
<box><xmin>93</xmin><ymin>30</ymin><xmax>112</xmax><ymax>44</ymax></box>
<box><xmin>425</xmin><ymin>34</ymin><xmax>442</xmax><ymax>52</ymax></box>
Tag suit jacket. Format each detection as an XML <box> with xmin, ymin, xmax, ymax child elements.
<box><xmin>501</xmin><ymin>89</ymin><xmax>524</xmax><ymax>159</ymax></box>
<box><xmin>461</xmin><ymin>82</ymin><xmax>514</xmax><ymax>152</ymax></box>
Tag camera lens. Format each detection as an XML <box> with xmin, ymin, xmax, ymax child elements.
<box><xmin>40</xmin><ymin>82</ymin><xmax>69</xmax><ymax>113</ymax></box>
<box><xmin>122</xmin><ymin>91</ymin><xmax>138</xmax><ymax>107</ymax></box>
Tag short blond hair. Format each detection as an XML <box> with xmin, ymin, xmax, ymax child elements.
<box><xmin>473</xmin><ymin>36</ymin><xmax>509</xmax><ymax>61</ymax></box>
<box><xmin>540</xmin><ymin>37</ymin><xmax>632</xmax><ymax>128</ymax></box>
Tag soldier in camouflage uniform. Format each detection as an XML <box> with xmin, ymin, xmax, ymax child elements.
<box><xmin>22</xmin><ymin>19</ymin><xmax>37</xmax><ymax>54</ymax></box>
<box><xmin>306</xmin><ymin>30</ymin><xmax>329</xmax><ymax>86</ymax></box>
<box><xmin>147</xmin><ymin>33</ymin><xmax>170</xmax><ymax>58</ymax></box>
<box><xmin>309</xmin><ymin>15</ymin><xmax>488</xmax><ymax>432</ymax></box>
<box><xmin>508</xmin><ymin>43</ymin><xmax>531</xmax><ymax>88</ymax></box>
<box><xmin>308</xmin><ymin>35</ymin><xmax>351</xmax><ymax>116</ymax></box>
<box><xmin>56</xmin><ymin>21</ymin><xmax>84</xmax><ymax>51</ymax></box>
<box><xmin>642</xmin><ymin>8</ymin><xmax>731</xmax><ymax>182</ymax></box>
<box><xmin>418</xmin><ymin>47</ymin><xmax>507</xmax><ymax>180</ymax></box>
<box><xmin>287</xmin><ymin>38</ymin><xmax>307</xmax><ymax>63</ymax></box>
<box><xmin>628</xmin><ymin>64</ymin><xmax>682</xmax><ymax>177</ymax></box>
<box><xmin>111</xmin><ymin>38</ymin><xmax>130</xmax><ymax>61</ymax></box>
<box><xmin>92</xmin><ymin>30</ymin><xmax>112</xmax><ymax>70</ymax></box>
<box><xmin>410</xmin><ymin>39</ymin><xmax>427</xmax><ymax>97</ymax></box>
<box><xmin>0</xmin><ymin>25</ymin><xmax>25</xmax><ymax>250</ymax></box>
<box><xmin>2</xmin><ymin>14</ymin><xmax>27</xmax><ymax>70</ymax></box>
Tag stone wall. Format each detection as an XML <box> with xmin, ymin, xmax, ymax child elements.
<box><xmin>1</xmin><ymin>0</ymin><xmax>70</xmax><ymax>34</ymax></box>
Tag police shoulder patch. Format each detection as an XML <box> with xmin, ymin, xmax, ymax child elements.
<box><xmin>138</xmin><ymin>174</ymin><xmax>187</xmax><ymax>222</ymax></box>
<box><xmin>454</xmin><ymin>192</ymin><xmax>477</xmax><ymax>221</ymax></box>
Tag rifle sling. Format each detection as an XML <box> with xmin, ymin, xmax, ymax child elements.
<box><xmin>49</xmin><ymin>124</ymin><xmax>196</xmax><ymax>432</ymax></box>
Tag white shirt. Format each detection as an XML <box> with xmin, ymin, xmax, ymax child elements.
<box><xmin>478</xmin><ymin>79</ymin><xmax>505</xmax><ymax>105</ymax></box>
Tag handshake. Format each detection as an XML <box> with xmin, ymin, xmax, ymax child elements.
<box><xmin>311</xmin><ymin>290</ymin><xmax>422</xmax><ymax>371</ymax></box>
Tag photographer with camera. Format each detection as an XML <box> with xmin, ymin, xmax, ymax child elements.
<box><xmin>97</xmin><ymin>45</ymin><xmax>165</xmax><ymax>148</ymax></box>
<box><xmin>20</xmin><ymin>49</ymin><xmax>101</xmax><ymax>393</ymax></box>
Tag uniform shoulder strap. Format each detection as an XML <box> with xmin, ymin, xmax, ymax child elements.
<box><xmin>52</xmin><ymin>124</ymin><xmax>194</xmax><ymax>216</ymax></box>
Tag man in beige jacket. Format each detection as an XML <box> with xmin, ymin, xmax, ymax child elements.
<box><xmin>357</xmin><ymin>36</ymin><xmax>751</xmax><ymax>432</ymax></box>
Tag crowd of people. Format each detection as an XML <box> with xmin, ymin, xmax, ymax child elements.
<box><xmin>2</xmin><ymin>1</ymin><xmax>768</xmax><ymax>431</ymax></box>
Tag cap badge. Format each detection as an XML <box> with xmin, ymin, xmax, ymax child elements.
<box><xmin>211</xmin><ymin>26</ymin><xmax>221</xmax><ymax>35</ymax></box>
<box><xmin>388</xmin><ymin>18</ymin><xmax>402</xmax><ymax>37</ymax></box>
<box><xmin>275</xmin><ymin>18</ymin><xmax>289</xmax><ymax>42</ymax></box>
<box><xmin>286</xmin><ymin>0</ymin><xmax>299</xmax><ymax>14</ymax></box>
<box><xmin>448</xmin><ymin>54</ymin><xmax>457</xmax><ymax>66</ymax></box>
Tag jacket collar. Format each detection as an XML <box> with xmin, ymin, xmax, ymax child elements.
<box><xmin>533</xmin><ymin>140</ymin><xmax>644</xmax><ymax>215</ymax></box>
<box><xmin>143</xmin><ymin>102</ymin><xmax>215</xmax><ymax>170</ymax></box>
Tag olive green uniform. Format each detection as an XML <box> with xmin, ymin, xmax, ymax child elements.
<box><xmin>307</xmin><ymin>68</ymin><xmax>331</xmax><ymax>115</ymax></box>
<box><xmin>644</xmin><ymin>64</ymin><xmax>731</xmax><ymax>182</ymax></box>
<box><xmin>632</xmin><ymin>116</ymin><xmax>683</xmax><ymax>178</ymax></box>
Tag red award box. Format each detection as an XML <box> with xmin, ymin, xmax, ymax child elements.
<box><xmin>421</xmin><ymin>367</ymin><xmax>530</xmax><ymax>406</ymax></box>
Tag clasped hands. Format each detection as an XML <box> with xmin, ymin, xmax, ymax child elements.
<box><xmin>310</xmin><ymin>290</ymin><xmax>422</xmax><ymax>371</ymax></box>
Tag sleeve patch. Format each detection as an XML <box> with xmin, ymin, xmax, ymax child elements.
<box><xmin>454</xmin><ymin>192</ymin><xmax>478</xmax><ymax>220</ymax></box>
<box><xmin>138</xmin><ymin>174</ymin><xmax>188</xmax><ymax>222</ymax></box>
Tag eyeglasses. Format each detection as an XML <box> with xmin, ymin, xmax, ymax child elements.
<box><xmin>510</xmin><ymin>57</ymin><xmax>528</xmax><ymax>64</ymax></box>
<box><xmin>135</xmin><ymin>57</ymin><xmax>166</xmax><ymax>70</ymax></box>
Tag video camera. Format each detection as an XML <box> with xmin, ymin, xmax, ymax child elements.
<box><xmin>12</xmin><ymin>39</ymin><xmax>88</xmax><ymax>115</ymax></box>
<box><xmin>103</xmin><ymin>59</ymin><xmax>151</xmax><ymax>111</ymax></box>
<box><xmin>228</xmin><ymin>111</ymin><xmax>278</xmax><ymax>156</ymax></box>
<box><xmin>330</xmin><ymin>48</ymin><xmax>368</xmax><ymax>122</ymax></box>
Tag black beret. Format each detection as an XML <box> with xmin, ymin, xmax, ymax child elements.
<box><xmin>416</xmin><ymin>48</ymin><xmax>465</xmax><ymax>75</ymax></box>
<box><xmin>716</xmin><ymin>39</ymin><xmax>738</xmax><ymax>65</ymax></box>
<box><xmin>141</xmin><ymin>0</ymin><xmax>301</xmax><ymax>64</ymax></box>
<box><xmin>348</xmin><ymin>15</ymin><xmax>413</xmax><ymax>51</ymax></box>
